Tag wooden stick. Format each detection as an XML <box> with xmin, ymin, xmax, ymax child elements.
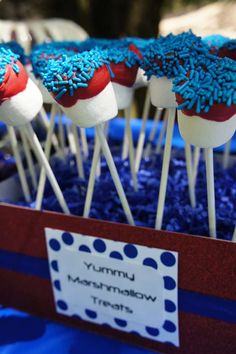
<box><xmin>135</xmin><ymin>88</ymin><xmax>151</xmax><ymax>172</ymax></box>
<box><xmin>71</xmin><ymin>124</ymin><xmax>85</xmax><ymax>179</ymax></box>
<box><xmin>19</xmin><ymin>129</ymin><xmax>37</xmax><ymax>190</ymax></box>
<box><xmin>185</xmin><ymin>143</ymin><xmax>196</xmax><ymax>208</ymax></box>
<box><xmin>155</xmin><ymin>108</ymin><xmax>175</xmax><ymax>229</ymax></box>
<box><xmin>223</xmin><ymin>139</ymin><xmax>231</xmax><ymax>169</ymax></box>
<box><xmin>96</xmin><ymin>124</ymin><xmax>135</xmax><ymax>225</ymax></box>
<box><xmin>83</xmin><ymin>134</ymin><xmax>101</xmax><ymax>218</ymax></box>
<box><xmin>155</xmin><ymin>110</ymin><xmax>168</xmax><ymax>154</ymax></box>
<box><xmin>144</xmin><ymin>107</ymin><xmax>163</xmax><ymax>158</ymax></box>
<box><xmin>7</xmin><ymin>126</ymin><xmax>31</xmax><ymax>202</ymax></box>
<box><xmin>80</xmin><ymin>128</ymin><xmax>89</xmax><ymax>159</ymax></box>
<box><xmin>23</xmin><ymin>123</ymin><xmax>70</xmax><ymax>214</ymax></box>
<box><xmin>124</xmin><ymin>107</ymin><xmax>138</xmax><ymax>191</ymax></box>
<box><xmin>204</xmin><ymin>148</ymin><xmax>216</xmax><ymax>238</ymax></box>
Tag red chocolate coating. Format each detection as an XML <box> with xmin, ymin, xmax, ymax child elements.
<box><xmin>218</xmin><ymin>47</ymin><xmax>236</xmax><ymax>61</ymax></box>
<box><xmin>0</xmin><ymin>61</ymin><xmax>28</xmax><ymax>105</ymax></box>
<box><xmin>110</xmin><ymin>62</ymin><xmax>138</xmax><ymax>87</ymax></box>
<box><xmin>128</xmin><ymin>43</ymin><xmax>143</xmax><ymax>60</ymax></box>
<box><xmin>54</xmin><ymin>64</ymin><xmax>110</xmax><ymax>108</ymax></box>
<box><xmin>176</xmin><ymin>93</ymin><xmax>236</xmax><ymax>122</ymax></box>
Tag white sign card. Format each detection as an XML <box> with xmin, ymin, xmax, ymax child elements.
<box><xmin>45</xmin><ymin>228</ymin><xmax>179</xmax><ymax>347</ymax></box>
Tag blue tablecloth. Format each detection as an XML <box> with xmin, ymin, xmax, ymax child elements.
<box><xmin>0</xmin><ymin>307</ymin><xmax>156</xmax><ymax>354</ymax></box>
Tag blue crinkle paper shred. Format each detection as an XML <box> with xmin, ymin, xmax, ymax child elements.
<box><xmin>6</xmin><ymin>141</ymin><xmax>236</xmax><ymax>241</ymax></box>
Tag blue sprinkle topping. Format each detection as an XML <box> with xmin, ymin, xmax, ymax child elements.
<box><xmin>141</xmin><ymin>30</ymin><xmax>209</xmax><ymax>79</ymax></box>
<box><xmin>41</xmin><ymin>49</ymin><xmax>109</xmax><ymax>100</ymax></box>
<box><xmin>0</xmin><ymin>47</ymin><xmax>21</xmax><ymax>84</ymax></box>
<box><xmin>0</xmin><ymin>41</ymin><xmax>25</xmax><ymax>64</ymax></box>
<box><xmin>173</xmin><ymin>56</ymin><xmax>236</xmax><ymax>113</ymax></box>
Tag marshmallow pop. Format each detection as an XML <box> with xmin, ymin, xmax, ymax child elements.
<box><xmin>0</xmin><ymin>47</ymin><xmax>70</xmax><ymax>214</ymax></box>
<box><xmin>1</xmin><ymin>42</ymin><xmax>38</xmax><ymax>191</ymax></box>
<box><xmin>74</xmin><ymin>38</ymin><xmax>144</xmax><ymax>185</ymax></box>
<box><xmin>81</xmin><ymin>40</ymin><xmax>141</xmax><ymax>190</ymax></box>
<box><xmin>42</xmin><ymin>49</ymin><xmax>134</xmax><ymax>225</ymax></box>
<box><xmin>141</xmin><ymin>31</ymin><xmax>210</xmax><ymax>229</ymax></box>
<box><xmin>173</xmin><ymin>57</ymin><xmax>236</xmax><ymax>237</ymax></box>
<box><xmin>217</xmin><ymin>39</ymin><xmax>236</xmax><ymax>168</ymax></box>
<box><xmin>104</xmin><ymin>46</ymin><xmax>141</xmax><ymax>190</ymax></box>
<box><xmin>31</xmin><ymin>42</ymin><xmax>86</xmax><ymax>209</ymax></box>
<box><xmin>32</xmin><ymin>42</ymin><xmax>89</xmax><ymax>158</ymax></box>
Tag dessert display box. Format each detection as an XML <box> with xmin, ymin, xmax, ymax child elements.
<box><xmin>0</xmin><ymin>201</ymin><xmax>235</xmax><ymax>354</ymax></box>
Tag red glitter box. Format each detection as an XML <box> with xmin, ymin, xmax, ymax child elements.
<box><xmin>0</xmin><ymin>198</ymin><xmax>235</xmax><ymax>354</ymax></box>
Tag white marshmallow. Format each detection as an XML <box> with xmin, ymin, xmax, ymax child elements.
<box><xmin>0</xmin><ymin>78</ymin><xmax>43</xmax><ymax>127</ymax></box>
<box><xmin>38</xmin><ymin>80</ymin><xmax>55</xmax><ymax>104</ymax></box>
<box><xmin>112</xmin><ymin>82</ymin><xmax>134</xmax><ymax>110</ymax></box>
<box><xmin>150</xmin><ymin>76</ymin><xmax>177</xmax><ymax>108</ymax></box>
<box><xmin>178</xmin><ymin>110</ymin><xmax>236</xmax><ymax>148</ymax></box>
<box><xmin>134</xmin><ymin>68</ymin><xmax>148</xmax><ymax>89</ymax></box>
<box><xmin>60</xmin><ymin>82</ymin><xmax>118</xmax><ymax>128</ymax></box>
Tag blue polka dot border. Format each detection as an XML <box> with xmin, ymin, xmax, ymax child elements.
<box><xmin>45</xmin><ymin>228</ymin><xmax>179</xmax><ymax>347</ymax></box>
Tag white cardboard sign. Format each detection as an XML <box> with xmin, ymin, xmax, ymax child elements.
<box><xmin>45</xmin><ymin>228</ymin><xmax>179</xmax><ymax>346</ymax></box>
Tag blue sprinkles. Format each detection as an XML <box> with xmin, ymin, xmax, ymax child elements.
<box><xmin>141</xmin><ymin>30</ymin><xmax>210</xmax><ymax>79</ymax></box>
<box><xmin>0</xmin><ymin>41</ymin><xmax>25</xmax><ymax>64</ymax></box>
<box><xmin>0</xmin><ymin>47</ymin><xmax>21</xmax><ymax>84</ymax></box>
<box><xmin>31</xmin><ymin>39</ymin><xmax>143</xmax><ymax>97</ymax></box>
<box><xmin>173</xmin><ymin>56</ymin><xmax>236</xmax><ymax>114</ymax></box>
<box><xmin>39</xmin><ymin>49</ymin><xmax>110</xmax><ymax>100</ymax></box>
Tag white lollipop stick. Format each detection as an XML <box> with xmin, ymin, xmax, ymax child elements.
<box><xmin>124</xmin><ymin>107</ymin><xmax>138</xmax><ymax>191</ymax></box>
<box><xmin>185</xmin><ymin>143</ymin><xmax>196</xmax><ymax>208</ymax></box>
<box><xmin>19</xmin><ymin>129</ymin><xmax>37</xmax><ymax>190</ymax></box>
<box><xmin>104</xmin><ymin>120</ymin><xmax>110</xmax><ymax>140</ymax></box>
<box><xmin>223</xmin><ymin>140</ymin><xmax>231</xmax><ymax>169</ymax></box>
<box><xmin>135</xmin><ymin>88</ymin><xmax>151</xmax><ymax>172</ymax></box>
<box><xmin>155</xmin><ymin>108</ymin><xmax>175</xmax><ymax>229</ymax></box>
<box><xmin>35</xmin><ymin>105</ymin><xmax>57</xmax><ymax>210</ymax></box>
<box><xmin>96</xmin><ymin>124</ymin><xmax>135</xmax><ymax>225</ymax></box>
<box><xmin>155</xmin><ymin>110</ymin><xmax>168</xmax><ymax>154</ymax></box>
<box><xmin>204</xmin><ymin>148</ymin><xmax>216</xmax><ymax>238</ymax></box>
<box><xmin>96</xmin><ymin>153</ymin><xmax>101</xmax><ymax>177</ymax></box>
<box><xmin>83</xmin><ymin>135</ymin><xmax>101</xmax><ymax>218</ymax></box>
<box><xmin>80</xmin><ymin>128</ymin><xmax>89</xmax><ymax>159</ymax></box>
<box><xmin>66</xmin><ymin>121</ymin><xmax>85</xmax><ymax>179</ymax></box>
<box><xmin>23</xmin><ymin>123</ymin><xmax>70</xmax><ymax>215</ymax></box>
<box><xmin>121</xmin><ymin>113</ymin><xmax>129</xmax><ymax>160</ymax></box>
<box><xmin>71</xmin><ymin>124</ymin><xmax>85</xmax><ymax>179</ymax></box>
<box><xmin>144</xmin><ymin>107</ymin><xmax>163</xmax><ymax>158</ymax></box>
<box><xmin>193</xmin><ymin>146</ymin><xmax>201</xmax><ymax>186</ymax></box>
<box><xmin>38</xmin><ymin>106</ymin><xmax>60</xmax><ymax>153</ymax></box>
<box><xmin>58</xmin><ymin>109</ymin><xmax>66</xmax><ymax>157</ymax></box>
<box><xmin>8</xmin><ymin>126</ymin><xmax>31</xmax><ymax>203</ymax></box>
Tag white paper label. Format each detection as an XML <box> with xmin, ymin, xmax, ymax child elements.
<box><xmin>45</xmin><ymin>228</ymin><xmax>179</xmax><ymax>347</ymax></box>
